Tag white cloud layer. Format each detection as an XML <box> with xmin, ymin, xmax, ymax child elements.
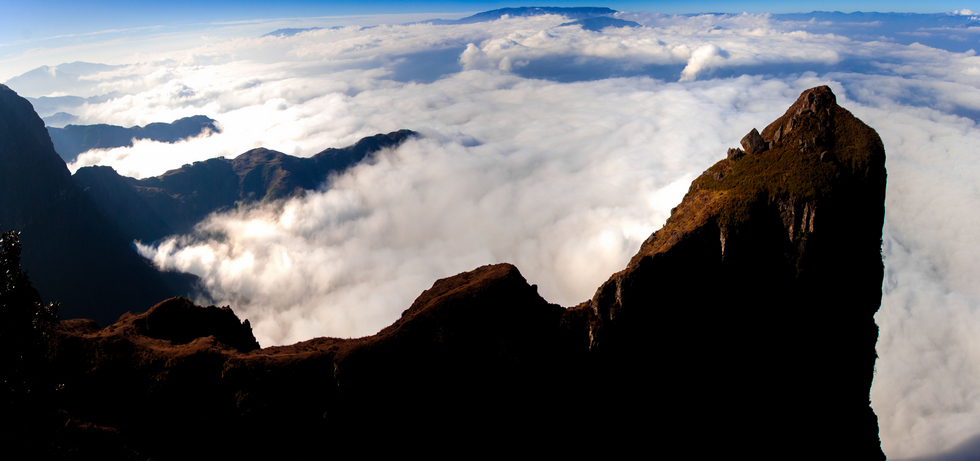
<box><xmin>10</xmin><ymin>12</ymin><xmax>980</xmax><ymax>460</ymax></box>
<box><xmin>137</xmin><ymin>74</ymin><xmax>791</xmax><ymax>344</ymax></box>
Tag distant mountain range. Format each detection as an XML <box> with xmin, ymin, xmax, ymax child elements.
<box><xmin>48</xmin><ymin>115</ymin><xmax>221</xmax><ymax>163</ymax></box>
<box><xmin>4</xmin><ymin>62</ymin><xmax>120</xmax><ymax>98</ymax></box>
<box><xmin>423</xmin><ymin>6</ymin><xmax>618</xmax><ymax>25</ymax></box>
<box><xmin>262</xmin><ymin>27</ymin><xmax>326</xmax><ymax>37</ymax></box>
<box><xmin>0</xmin><ymin>83</ymin><xmax>416</xmax><ymax>326</ymax></box>
<box><xmin>265</xmin><ymin>7</ymin><xmax>631</xmax><ymax>36</ymax></box>
<box><xmin>26</xmin><ymin>92</ymin><xmax>122</xmax><ymax>116</ymax></box>
<box><xmin>0</xmin><ymin>84</ymin><xmax>195</xmax><ymax>326</ymax></box>
<box><xmin>73</xmin><ymin>130</ymin><xmax>417</xmax><ymax>243</ymax></box>
<box><xmin>559</xmin><ymin>16</ymin><xmax>640</xmax><ymax>31</ymax></box>
<box><xmin>42</xmin><ymin>112</ymin><xmax>77</xmax><ymax>127</ymax></box>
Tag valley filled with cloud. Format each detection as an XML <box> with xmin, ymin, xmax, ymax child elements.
<box><xmin>6</xmin><ymin>8</ymin><xmax>980</xmax><ymax>459</ymax></box>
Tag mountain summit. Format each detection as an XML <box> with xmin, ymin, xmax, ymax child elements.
<box><xmin>581</xmin><ymin>85</ymin><xmax>885</xmax><ymax>457</ymax></box>
<box><xmin>24</xmin><ymin>86</ymin><xmax>885</xmax><ymax>457</ymax></box>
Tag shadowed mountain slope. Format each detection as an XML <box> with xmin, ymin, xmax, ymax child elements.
<box><xmin>72</xmin><ymin>130</ymin><xmax>417</xmax><ymax>243</ymax></box>
<box><xmin>47</xmin><ymin>115</ymin><xmax>220</xmax><ymax>163</ymax></box>
<box><xmin>37</xmin><ymin>86</ymin><xmax>885</xmax><ymax>457</ymax></box>
<box><xmin>0</xmin><ymin>84</ymin><xmax>196</xmax><ymax>326</ymax></box>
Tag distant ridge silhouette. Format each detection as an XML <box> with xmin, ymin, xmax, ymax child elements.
<box><xmin>48</xmin><ymin>115</ymin><xmax>221</xmax><ymax>163</ymax></box>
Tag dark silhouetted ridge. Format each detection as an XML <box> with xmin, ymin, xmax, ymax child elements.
<box><xmin>73</xmin><ymin>130</ymin><xmax>417</xmax><ymax>243</ymax></box>
<box><xmin>0</xmin><ymin>84</ymin><xmax>196</xmax><ymax>326</ymax></box>
<box><xmin>48</xmin><ymin>115</ymin><xmax>220</xmax><ymax>163</ymax></box>
<box><xmin>582</xmin><ymin>85</ymin><xmax>885</xmax><ymax>458</ymax></box>
<box><xmin>38</xmin><ymin>87</ymin><xmax>885</xmax><ymax>457</ymax></box>
<box><xmin>134</xmin><ymin>297</ymin><xmax>260</xmax><ymax>352</ymax></box>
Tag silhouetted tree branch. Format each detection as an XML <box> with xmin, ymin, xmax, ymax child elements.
<box><xmin>1</xmin><ymin>230</ymin><xmax>59</xmax><ymax>408</ymax></box>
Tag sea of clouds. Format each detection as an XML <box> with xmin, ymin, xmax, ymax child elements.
<box><xmin>7</xmin><ymin>10</ymin><xmax>980</xmax><ymax>459</ymax></box>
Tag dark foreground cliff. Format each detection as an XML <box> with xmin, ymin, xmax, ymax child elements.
<box><xmin>0</xmin><ymin>84</ymin><xmax>196</xmax><ymax>324</ymax></box>
<box><xmin>0</xmin><ymin>82</ymin><xmax>417</xmax><ymax>326</ymax></box>
<box><xmin>12</xmin><ymin>86</ymin><xmax>885</xmax><ymax>458</ymax></box>
<box><xmin>578</xmin><ymin>85</ymin><xmax>885</xmax><ymax>457</ymax></box>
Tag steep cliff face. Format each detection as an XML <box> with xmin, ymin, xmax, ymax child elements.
<box><xmin>41</xmin><ymin>86</ymin><xmax>885</xmax><ymax>457</ymax></box>
<box><xmin>0</xmin><ymin>84</ymin><xmax>195</xmax><ymax>325</ymax></box>
<box><xmin>582</xmin><ymin>85</ymin><xmax>885</xmax><ymax>457</ymax></box>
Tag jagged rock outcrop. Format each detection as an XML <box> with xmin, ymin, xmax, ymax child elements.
<box><xmin>39</xmin><ymin>86</ymin><xmax>885</xmax><ymax>458</ymax></box>
<box><xmin>0</xmin><ymin>84</ymin><xmax>196</xmax><ymax>325</ymax></box>
<box><xmin>135</xmin><ymin>297</ymin><xmax>260</xmax><ymax>352</ymax></box>
<box><xmin>73</xmin><ymin>130</ymin><xmax>417</xmax><ymax>242</ymax></box>
<box><xmin>579</xmin><ymin>85</ymin><xmax>885</xmax><ymax>457</ymax></box>
<box><xmin>740</xmin><ymin>126</ymin><xmax>768</xmax><ymax>154</ymax></box>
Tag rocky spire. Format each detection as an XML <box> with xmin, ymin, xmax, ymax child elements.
<box><xmin>587</xmin><ymin>85</ymin><xmax>885</xmax><ymax>458</ymax></box>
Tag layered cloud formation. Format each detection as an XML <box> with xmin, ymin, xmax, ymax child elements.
<box><xmin>7</xmin><ymin>10</ymin><xmax>980</xmax><ymax>459</ymax></box>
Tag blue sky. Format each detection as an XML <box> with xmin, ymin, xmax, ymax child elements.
<box><xmin>3</xmin><ymin>0</ymin><xmax>977</xmax><ymax>81</ymax></box>
<box><xmin>3</xmin><ymin>0</ymin><xmax>977</xmax><ymax>43</ymax></box>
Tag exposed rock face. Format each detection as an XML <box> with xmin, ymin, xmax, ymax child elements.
<box><xmin>0</xmin><ymin>84</ymin><xmax>195</xmax><ymax>325</ymax></box>
<box><xmin>40</xmin><ymin>86</ymin><xmax>885</xmax><ymax>457</ymax></box>
<box><xmin>583</xmin><ymin>85</ymin><xmax>885</xmax><ymax>457</ymax></box>
<box><xmin>740</xmin><ymin>127</ymin><xmax>768</xmax><ymax>154</ymax></box>
<box><xmin>73</xmin><ymin>130</ymin><xmax>417</xmax><ymax>242</ymax></box>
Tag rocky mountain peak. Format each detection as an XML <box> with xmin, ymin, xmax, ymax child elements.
<box><xmin>585</xmin><ymin>85</ymin><xmax>885</xmax><ymax>457</ymax></box>
<box><xmin>763</xmin><ymin>84</ymin><xmax>842</xmax><ymax>156</ymax></box>
<box><xmin>30</xmin><ymin>86</ymin><xmax>886</xmax><ymax>457</ymax></box>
